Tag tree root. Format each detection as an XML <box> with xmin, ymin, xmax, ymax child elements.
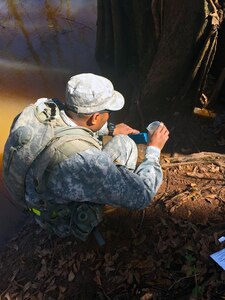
<box><xmin>162</xmin><ymin>152</ymin><xmax>225</xmax><ymax>168</ymax></box>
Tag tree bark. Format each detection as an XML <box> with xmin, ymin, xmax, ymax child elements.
<box><xmin>96</xmin><ymin>0</ymin><xmax>224</xmax><ymax>126</ymax></box>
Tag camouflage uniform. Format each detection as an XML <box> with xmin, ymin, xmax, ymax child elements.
<box><xmin>4</xmin><ymin>73</ymin><xmax>164</xmax><ymax>239</ymax></box>
<box><xmin>25</xmin><ymin>105</ymin><xmax>162</xmax><ymax>237</ymax></box>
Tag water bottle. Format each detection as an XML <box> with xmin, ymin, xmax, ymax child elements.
<box><xmin>146</xmin><ymin>121</ymin><xmax>162</xmax><ymax>135</ymax></box>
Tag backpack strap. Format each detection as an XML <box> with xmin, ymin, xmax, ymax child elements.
<box><xmin>49</xmin><ymin>126</ymin><xmax>101</xmax><ymax>168</ymax></box>
<box><xmin>54</xmin><ymin>126</ymin><xmax>101</xmax><ymax>149</ymax></box>
<box><xmin>32</xmin><ymin>126</ymin><xmax>101</xmax><ymax>193</ymax></box>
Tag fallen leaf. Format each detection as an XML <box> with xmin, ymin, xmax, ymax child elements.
<box><xmin>140</xmin><ymin>292</ymin><xmax>153</xmax><ymax>300</ymax></box>
<box><xmin>2</xmin><ymin>293</ymin><xmax>12</xmax><ymax>300</ymax></box>
<box><xmin>68</xmin><ymin>271</ymin><xmax>75</xmax><ymax>282</ymax></box>
<box><xmin>23</xmin><ymin>281</ymin><xmax>32</xmax><ymax>293</ymax></box>
<box><xmin>59</xmin><ymin>286</ymin><xmax>67</xmax><ymax>293</ymax></box>
<box><xmin>133</xmin><ymin>234</ymin><xmax>146</xmax><ymax>246</ymax></box>
<box><xmin>94</xmin><ymin>270</ymin><xmax>102</xmax><ymax>285</ymax></box>
<box><xmin>127</xmin><ymin>272</ymin><xmax>133</xmax><ymax>284</ymax></box>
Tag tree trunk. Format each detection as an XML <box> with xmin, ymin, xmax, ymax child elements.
<box><xmin>96</xmin><ymin>0</ymin><xmax>224</xmax><ymax>127</ymax></box>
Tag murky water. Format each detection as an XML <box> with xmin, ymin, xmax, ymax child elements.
<box><xmin>0</xmin><ymin>0</ymin><xmax>99</xmax><ymax>247</ymax></box>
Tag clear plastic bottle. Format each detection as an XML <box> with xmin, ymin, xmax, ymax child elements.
<box><xmin>146</xmin><ymin>121</ymin><xmax>161</xmax><ymax>135</ymax></box>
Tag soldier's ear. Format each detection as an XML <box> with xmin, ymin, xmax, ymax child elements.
<box><xmin>88</xmin><ymin>113</ymin><xmax>101</xmax><ymax>125</ymax></box>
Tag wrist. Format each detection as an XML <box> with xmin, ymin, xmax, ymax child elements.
<box><xmin>107</xmin><ymin>122</ymin><xmax>115</xmax><ymax>136</ymax></box>
<box><xmin>146</xmin><ymin>145</ymin><xmax>161</xmax><ymax>158</ymax></box>
<box><xmin>147</xmin><ymin>142</ymin><xmax>162</xmax><ymax>150</ymax></box>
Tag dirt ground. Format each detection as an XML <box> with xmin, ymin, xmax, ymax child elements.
<box><xmin>0</xmin><ymin>112</ymin><xmax>224</xmax><ymax>300</ymax></box>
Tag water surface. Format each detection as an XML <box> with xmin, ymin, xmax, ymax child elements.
<box><xmin>0</xmin><ymin>0</ymin><xmax>98</xmax><ymax>247</ymax></box>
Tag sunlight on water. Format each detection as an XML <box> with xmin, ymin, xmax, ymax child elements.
<box><xmin>0</xmin><ymin>58</ymin><xmax>72</xmax><ymax>73</ymax></box>
<box><xmin>0</xmin><ymin>0</ymin><xmax>98</xmax><ymax>245</ymax></box>
<box><xmin>0</xmin><ymin>96</ymin><xmax>28</xmax><ymax>155</ymax></box>
<box><xmin>0</xmin><ymin>0</ymin><xmax>98</xmax><ymax>159</ymax></box>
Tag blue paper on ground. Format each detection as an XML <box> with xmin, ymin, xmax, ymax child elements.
<box><xmin>210</xmin><ymin>248</ymin><xmax>225</xmax><ymax>270</ymax></box>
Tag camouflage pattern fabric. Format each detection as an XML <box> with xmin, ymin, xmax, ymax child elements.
<box><xmin>25</xmin><ymin>111</ymin><xmax>163</xmax><ymax>237</ymax></box>
<box><xmin>102</xmin><ymin>135</ymin><xmax>138</xmax><ymax>171</ymax></box>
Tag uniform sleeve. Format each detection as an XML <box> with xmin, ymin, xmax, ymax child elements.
<box><xmin>46</xmin><ymin>146</ymin><xmax>162</xmax><ymax>210</ymax></box>
<box><xmin>134</xmin><ymin>145</ymin><xmax>163</xmax><ymax>203</ymax></box>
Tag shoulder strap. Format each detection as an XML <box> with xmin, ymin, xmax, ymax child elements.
<box><xmin>54</xmin><ymin>126</ymin><xmax>101</xmax><ymax>149</ymax></box>
<box><xmin>48</xmin><ymin>127</ymin><xmax>101</xmax><ymax>168</ymax></box>
<box><xmin>32</xmin><ymin>126</ymin><xmax>101</xmax><ymax>193</ymax></box>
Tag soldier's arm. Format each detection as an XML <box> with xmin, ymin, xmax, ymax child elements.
<box><xmin>47</xmin><ymin>147</ymin><xmax>162</xmax><ymax>210</ymax></box>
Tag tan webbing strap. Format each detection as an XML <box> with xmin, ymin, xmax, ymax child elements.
<box><xmin>32</xmin><ymin>126</ymin><xmax>101</xmax><ymax>192</ymax></box>
<box><xmin>47</xmin><ymin>134</ymin><xmax>101</xmax><ymax>169</ymax></box>
<box><xmin>50</xmin><ymin>126</ymin><xmax>101</xmax><ymax>166</ymax></box>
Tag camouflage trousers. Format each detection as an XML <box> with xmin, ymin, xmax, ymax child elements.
<box><xmin>102</xmin><ymin>134</ymin><xmax>138</xmax><ymax>171</ymax></box>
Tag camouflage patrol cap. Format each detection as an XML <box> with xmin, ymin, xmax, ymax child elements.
<box><xmin>65</xmin><ymin>73</ymin><xmax>125</xmax><ymax>114</ymax></box>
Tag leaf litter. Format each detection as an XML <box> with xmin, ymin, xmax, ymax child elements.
<box><xmin>0</xmin><ymin>153</ymin><xmax>225</xmax><ymax>299</ymax></box>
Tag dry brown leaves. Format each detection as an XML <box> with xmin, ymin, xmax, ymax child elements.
<box><xmin>0</xmin><ymin>153</ymin><xmax>225</xmax><ymax>300</ymax></box>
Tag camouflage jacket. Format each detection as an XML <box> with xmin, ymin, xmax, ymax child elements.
<box><xmin>24</xmin><ymin>101</ymin><xmax>163</xmax><ymax>237</ymax></box>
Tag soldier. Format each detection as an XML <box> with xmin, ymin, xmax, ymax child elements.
<box><xmin>4</xmin><ymin>73</ymin><xmax>169</xmax><ymax>241</ymax></box>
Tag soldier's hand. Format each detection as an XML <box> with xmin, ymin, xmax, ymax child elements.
<box><xmin>114</xmin><ymin>123</ymin><xmax>139</xmax><ymax>135</ymax></box>
<box><xmin>148</xmin><ymin>123</ymin><xmax>169</xmax><ymax>150</ymax></box>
